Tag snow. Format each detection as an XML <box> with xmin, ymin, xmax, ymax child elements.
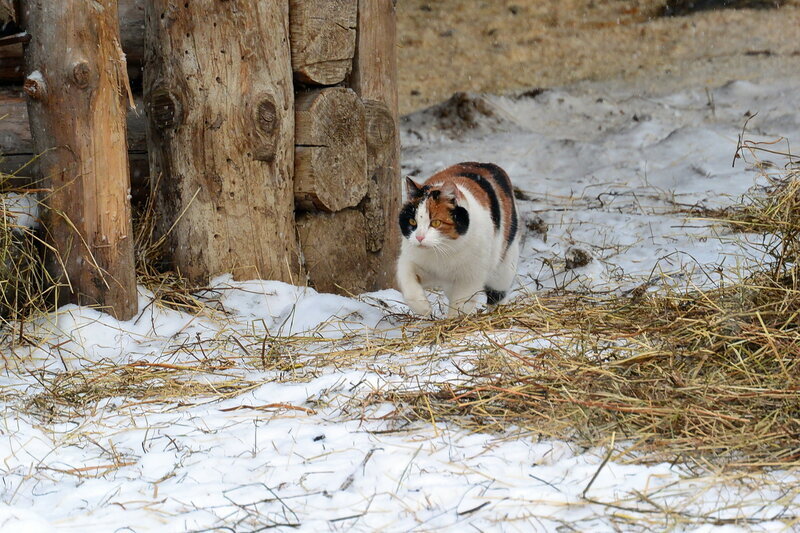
<box><xmin>25</xmin><ymin>69</ymin><xmax>43</xmax><ymax>85</ymax></box>
<box><xmin>2</xmin><ymin>76</ymin><xmax>800</xmax><ymax>531</ymax></box>
<box><xmin>1</xmin><ymin>192</ymin><xmax>39</xmax><ymax>232</ymax></box>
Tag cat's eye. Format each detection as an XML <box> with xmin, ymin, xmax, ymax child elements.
<box><xmin>409</xmin><ymin>218</ymin><xmax>417</xmax><ymax>227</ymax></box>
<box><xmin>431</xmin><ymin>220</ymin><xmax>442</xmax><ymax>228</ymax></box>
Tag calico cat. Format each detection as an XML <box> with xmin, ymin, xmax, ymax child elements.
<box><xmin>397</xmin><ymin>162</ymin><xmax>520</xmax><ymax>317</ymax></box>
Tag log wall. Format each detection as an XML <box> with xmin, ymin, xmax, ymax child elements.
<box><xmin>3</xmin><ymin>0</ymin><xmax>401</xmax><ymax>296</ymax></box>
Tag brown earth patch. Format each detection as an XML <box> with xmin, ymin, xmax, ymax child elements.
<box><xmin>397</xmin><ymin>0</ymin><xmax>800</xmax><ymax>114</ymax></box>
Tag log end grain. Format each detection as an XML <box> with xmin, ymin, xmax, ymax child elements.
<box><xmin>294</xmin><ymin>87</ymin><xmax>367</xmax><ymax>212</ymax></box>
<box><xmin>290</xmin><ymin>0</ymin><xmax>357</xmax><ymax>86</ymax></box>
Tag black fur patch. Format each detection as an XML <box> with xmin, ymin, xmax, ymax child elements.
<box><xmin>460</xmin><ymin>172</ymin><xmax>501</xmax><ymax>231</ymax></box>
<box><xmin>485</xmin><ymin>288</ymin><xmax>506</xmax><ymax>306</ymax></box>
<box><xmin>398</xmin><ymin>202</ymin><xmax>419</xmax><ymax>237</ymax></box>
<box><xmin>406</xmin><ymin>178</ymin><xmax>427</xmax><ymax>200</ymax></box>
<box><xmin>470</xmin><ymin>162</ymin><xmax>518</xmax><ymax>248</ymax></box>
<box><xmin>451</xmin><ymin>206</ymin><xmax>470</xmax><ymax>235</ymax></box>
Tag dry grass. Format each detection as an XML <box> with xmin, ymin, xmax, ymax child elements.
<box><xmin>0</xmin><ymin>168</ymin><xmax>58</xmax><ymax>330</ymax></box>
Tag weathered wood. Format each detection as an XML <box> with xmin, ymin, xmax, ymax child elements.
<box><xmin>360</xmin><ymin>100</ymin><xmax>397</xmax><ymax>253</ymax></box>
<box><xmin>295</xmin><ymin>87</ymin><xmax>367</xmax><ymax>212</ymax></box>
<box><xmin>0</xmin><ymin>87</ymin><xmax>27</xmax><ymax>155</ymax></box>
<box><xmin>0</xmin><ymin>44</ymin><xmax>22</xmax><ymax>80</ymax></box>
<box><xmin>1</xmin><ymin>88</ymin><xmax>147</xmax><ymax>155</ymax></box>
<box><xmin>3</xmin><ymin>0</ymin><xmax>357</xmax><ymax>86</ymax></box>
<box><xmin>289</xmin><ymin>0</ymin><xmax>357</xmax><ymax>86</ymax></box>
<box><xmin>0</xmin><ymin>1</ymin><xmax>13</xmax><ymax>23</ymax></box>
<box><xmin>297</xmin><ymin>209</ymin><xmax>371</xmax><ymax>294</ymax></box>
<box><xmin>118</xmin><ymin>0</ymin><xmax>144</xmax><ymax>83</ymax></box>
<box><xmin>2</xmin><ymin>0</ymin><xmax>142</xmax><ymax>84</ymax></box>
<box><xmin>20</xmin><ymin>0</ymin><xmax>137</xmax><ymax>319</ymax></box>
<box><xmin>0</xmin><ymin>89</ymin><xmax>148</xmax><ymax>202</ymax></box>
<box><xmin>363</xmin><ymin>99</ymin><xmax>396</xmax><ymax>177</ymax></box>
<box><xmin>145</xmin><ymin>0</ymin><xmax>303</xmax><ymax>284</ymax></box>
<box><xmin>349</xmin><ymin>0</ymin><xmax>401</xmax><ymax>289</ymax></box>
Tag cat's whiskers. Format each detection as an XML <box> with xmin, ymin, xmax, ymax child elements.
<box><xmin>432</xmin><ymin>240</ymin><xmax>457</xmax><ymax>258</ymax></box>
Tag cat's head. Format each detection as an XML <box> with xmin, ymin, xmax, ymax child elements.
<box><xmin>399</xmin><ymin>177</ymin><xmax>470</xmax><ymax>248</ymax></box>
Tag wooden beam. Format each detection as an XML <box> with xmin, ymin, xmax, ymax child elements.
<box><xmin>20</xmin><ymin>0</ymin><xmax>138</xmax><ymax>319</ymax></box>
<box><xmin>289</xmin><ymin>0</ymin><xmax>357</xmax><ymax>86</ymax></box>
<box><xmin>145</xmin><ymin>0</ymin><xmax>304</xmax><ymax>284</ymax></box>
<box><xmin>349</xmin><ymin>0</ymin><xmax>401</xmax><ymax>290</ymax></box>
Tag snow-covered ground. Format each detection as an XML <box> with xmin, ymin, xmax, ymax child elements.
<box><xmin>2</xmin><ymin>77</ymin><xmax>800</xmax><ymax>532</ymax></box>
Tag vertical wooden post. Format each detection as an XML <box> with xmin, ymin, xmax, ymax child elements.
<box><xmin>21</xmin><ymin>0</ymin><xmax>138</xmax><ymax>319</ymax></box>
<box><xmin>144</xmin><ymin>1</ymin><xmax>303</xmax><ymax>284</ymax></box>
<box><xmin>350</xmin><ymin>0</ymin><xmax>401</xmax><ymax>291</ymax></box>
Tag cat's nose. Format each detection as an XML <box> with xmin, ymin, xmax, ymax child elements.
<box><xmin>416</xmin><ymin>234</ymin><xmax>425</xmax><ymax>243</ymax></box>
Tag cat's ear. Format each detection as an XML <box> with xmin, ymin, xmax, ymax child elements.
<box><xmin>439</xmin><ymin>182</ymin><xmax>463</xmax><ymax>203</ymax></box>
<box><xmin>405</xmin><ymin>177</ymin><xmax>423</xmax><ymax>201</ymax></box>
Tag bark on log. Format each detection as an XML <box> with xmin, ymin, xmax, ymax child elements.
<box><xmin>145</xmin><ymin>0</ymin><xmax>303</xmax><ymax>285</ymax></box>
<box><xmin>295</xmin><ymin>87</ymin><xmax>367</xmax><ymax>212</ymax></box>
<box><xmin>349</xmin><ymin>0</ymin><xmax>401</xmax><ymax>290</ymax></box>
<box><xmin>297</xmin><ymin>209</ymin><xmax>371</xmax><ymax>294</ymax></box>
<box><xmin>20</xmin><ymin>0</ymin><xmax>137</xmax><ymax>319</ymax></box>
<box><xmin>289</xmin><ymin>0</ymin><xmax>357</xmax><ymax>86</ymax></box>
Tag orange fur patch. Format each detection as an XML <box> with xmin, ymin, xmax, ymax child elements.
<box><xmin>426</xmin><ymin>197</ymin><xmax>461</xmax><ymax>239</ymax></box>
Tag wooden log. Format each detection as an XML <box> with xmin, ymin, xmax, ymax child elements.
<box><xmin>145</xmin><ymin>0</ymin><xmax>303</xmax><ymax>285</ymax></box>
<box><xmin>349</xmin><ymin>0</ymin><xmax>401</xmax><ymax>290</ymax></box>
<box><xmin>20</xmin><ymin>0</ymin><xmax>138</xmax><ymax>319</ymax></box>
<box><xmin>295</xmin><ymin>87</ymin><xmax>367</xmax><ymax>212</ymax></box>
<box><xmin>289</xmin><ymin>0</ymin><xmax>357</xmax><ymax>86</ymax></box>
<box><xmin>297</xmin><ymin>209</ymin><xmax>371</xmax><ymax>294</ymax></box>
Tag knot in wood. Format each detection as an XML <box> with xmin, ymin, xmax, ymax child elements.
<box><xmin>71</xmin><ymin>61</ymin><xmax>92</xmax><ymax>89</ymax></box>
<box><xmin>23</xmin><ymin>74</ymin><xmax>46</xmax><ymax>101</ymax></box>
<box><xmin>256</xmin><ymin>99</ymin><xmax>278</xmax><ymax>134</ymax></box>
<box><xmin>364</xmin><ymin>100</ymin><xmax>395</xmax><ymax>151</ymax></box>
<box><xmin>252</xmin><ymin>96</ymin><xmax>279</xmax><ymax>162</ymax></box>
<box><xmin>149</xmin><ymin>88</ymin><xmax>182</xmax><ymax>132</ymax></box>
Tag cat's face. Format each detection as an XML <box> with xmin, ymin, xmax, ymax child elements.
<box><xmin>399</xmin><ymin>178</ymin><xmax>469</xmax><ymax>249</ymax></box>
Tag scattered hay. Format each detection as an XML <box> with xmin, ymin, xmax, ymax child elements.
<box><xmin>0</xmin><ymin>168</ymin><xmax>57</xmax><ymax>330</ymax></box>
<box><xmin>27</xmin><ymin>360</ymin><xmax>261</xmax><ymax>421</ymax></box>
<box><xmin>383</xmin><ymin>157</ymin><xmax>800</xmax><ymax>466</ymax></box>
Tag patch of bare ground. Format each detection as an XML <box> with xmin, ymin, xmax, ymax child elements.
<box><xmin>398</xmin><ymin>0</ymin><xmax>800</xmax><ymax>113</ymax></box>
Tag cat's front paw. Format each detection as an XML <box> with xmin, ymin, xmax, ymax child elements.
<box><xmin>405</xmin><ymin>298</ymin><xmax>432</xmax><ymax>317</ymax></box>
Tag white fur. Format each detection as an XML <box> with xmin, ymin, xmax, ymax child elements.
<box><xmin>397</xmin><ymin>186</ymin><xmax>519</xmax><ymax>318</ymax></box>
